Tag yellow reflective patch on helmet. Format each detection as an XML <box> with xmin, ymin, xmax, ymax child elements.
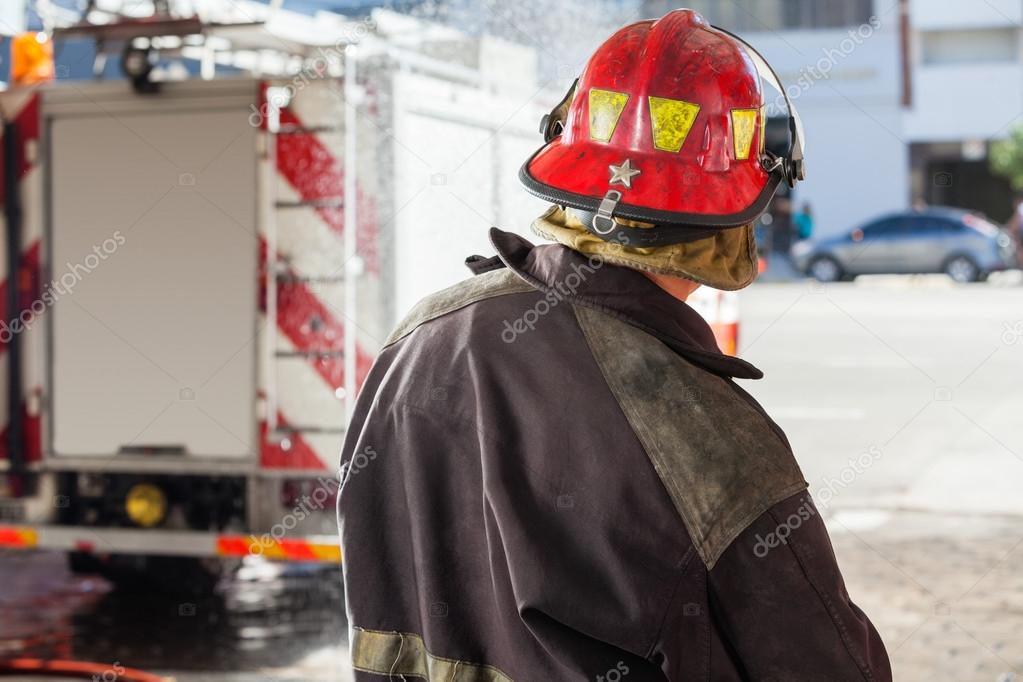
<box><xmin>731</xmin><ymin>109</ymin><xmax>758</xmax><ymax>160</ymax></box>
<box><xmin>589</xmin><ymin>89</ymin><xmax>629</xmax><ymax>142</ymax></box>
<box><xmin>648</xmin><ymin>96</ymin><xmax>701</xmax><ymax>152</ymax></box>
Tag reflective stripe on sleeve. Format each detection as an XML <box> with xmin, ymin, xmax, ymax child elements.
<box><xmin>350</xmin><ymin>627</ymin><xmax>514</xmax><ymax>682</ymax></box>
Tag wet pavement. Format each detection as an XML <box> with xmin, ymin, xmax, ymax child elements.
<box><xmin>0</xmin><ymin>550</ymin><xmax>351</xmax><ymax>681</ymax></box>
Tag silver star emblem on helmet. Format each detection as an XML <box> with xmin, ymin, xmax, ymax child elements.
<box><xmin>608</xmin><ymin>159</ymin><xmax>641</xmax><ymax>188</ymax></box>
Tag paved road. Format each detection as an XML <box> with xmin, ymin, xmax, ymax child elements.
<box><xmin>740</xmin><ymin>275</ymin><xmax>1023</xmax><ymax>518</ymax></box>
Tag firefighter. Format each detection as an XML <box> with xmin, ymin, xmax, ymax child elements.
<box><xmin>338</xmin><ymin>9</ymin><xmax>891</xmax><ymax>681</ymax></box>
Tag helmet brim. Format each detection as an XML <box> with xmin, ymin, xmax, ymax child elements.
<box><xmin>520</xmin><ymin>137</ymin><xmax>780</xmax><ymax>229</ymax></box>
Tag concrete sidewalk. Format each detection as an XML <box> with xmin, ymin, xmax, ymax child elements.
<box><xmin>828</xmin><ymin>509</ymin><xmax>1023</xmax><ymax>681</ymax></box>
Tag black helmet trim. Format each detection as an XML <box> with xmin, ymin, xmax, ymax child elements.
<box><xmin>518</xmin><ymin>152</ymin><xmax>781</xmax><ymax>242</ymax></box>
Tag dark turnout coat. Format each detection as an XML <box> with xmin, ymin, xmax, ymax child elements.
<box><xmin>338</xmin><ymin>228</ymin><xmax>892</xmax><ymax>681</ymax></box>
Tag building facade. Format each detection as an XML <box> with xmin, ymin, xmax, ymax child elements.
<box><xmin>904</xmin><ymin>0</ymin><xmax>1020</xmax><ymax>224</ymax></box>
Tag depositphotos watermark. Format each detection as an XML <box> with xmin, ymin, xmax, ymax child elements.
<box><xmin>344</xmin><ymin>445</ymin><xmax>378</xmax><ymax>477</ymax></box>
<box><xmin>501</xmin><ymin>256</ymin><xmax>608</xmax><ymax>344</ymax></box>
<box><xmin>1002</xmin><ymin>320</ymin><xmax>1023</xmax><ymax>345</ymax></box>
<box><xmin>90</xmin><ymin>662</ymin><xmax>126</xmax><ymax>682</ymax></box>
<box><xmin>767</xmin><ymin>15</ymin><xmax>882</xmax><ymax>115</ymax></box>
<box><xmin>500</xmin><ymin>219</ymin><xmax>632</xmax><ymax>344</ymax></box>
<box><xmin>814</xmin><ymin>445</ymin><xmax>883</xmax><ymax>511</ymax></box>
<box><xmin>752</xmin><ymin>496</ymin><xmax>817</xmax><ymax>559</ymax></box>
<box><xmin>248</xmin><ymin>16</ymin><xmax>375</xmax><ymax>128</ymax></box>
<box><xmin>0</xmin><ymin>231</ymin><xmax>126</xmax><ymax>343</ymax></box>
<box><xmin>596</xmin><ymin>661</ymin><xmax>630</xmax><ymax>682</ymax></box>
<box><xmin>753</xmin><ymin>445</ymin><xmax>883</xmax><ymax>558</ymax></box>
<box><xmin>248</xmin><ymin>474</ymin><xmax>340</xmax><ymax>556</ymax></box>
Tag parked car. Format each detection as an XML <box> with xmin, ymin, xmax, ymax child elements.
<box><xmin>791</xmin><ymin>208</ymin><xmax>1017</xmax><ymax>283</ymax></box>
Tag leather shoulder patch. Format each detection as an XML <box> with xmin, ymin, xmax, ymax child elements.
<box><xmin>573</xmin><ymin>304</ymin><xmax>807</xmax><ymax>568</ymax></box>
<box><xmin>385</xmin><ymin>268</ymin><xmax>535</xmax><ymax>346</ymax></box>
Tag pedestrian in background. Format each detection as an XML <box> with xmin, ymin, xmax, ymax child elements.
<box><xmin>771</xmin><ymin>195</ymin><xmax>794</xmax><ymax>254</ymax></box>
<box><xmin>795</xmin><ymin>201</ymin><xmax>815</xmax><ymax>241</ymax></box>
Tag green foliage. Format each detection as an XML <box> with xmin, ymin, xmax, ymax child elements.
<box><xmin>990</xmin><ymin>124</ymin><xmax>1023</xmax><ymax>191</ymax></box>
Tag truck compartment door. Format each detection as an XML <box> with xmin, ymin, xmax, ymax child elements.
<box><xmin>48</xmin><ymin>107</ymin><xmax>257</xmax><ymax>458</ymax></box>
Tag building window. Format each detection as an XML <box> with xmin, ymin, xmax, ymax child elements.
<box><xmin>921</xmin><ymin>28</ymin><xmax>1018</xmax><ymax>65</ymax></box>
<box><xmin>644</xmin><ymin>0</ymin><xmax>875</xmax><ymax>31</ymax></box>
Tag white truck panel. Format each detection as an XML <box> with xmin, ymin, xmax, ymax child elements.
<box><xmin>390</xmin><ymin>71</ymin><xmax>551</xmax><ymax>321</ymax></box>
<box><xmin>49</xmin><ymin>108</ymin><xmax>258</xmax><ymax>458</ymax></box>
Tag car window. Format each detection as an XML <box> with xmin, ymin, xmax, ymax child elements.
<box><xmin>926</xmin><ymin>218</ymin><xmax>965</xmax><ymax>234</ymax></box>
<box><xmin>899</xmin><ymin>217</ymin><xmax>956</xmax><ymax>234</ymax></box>
<box><xmin>894</xmin><ymin>217</ymin><xmax>925</xmax><ymax>234</ymax></box>
<box><xmin>860</xmin><ymin>218</ymin><xmax>903</xmax><ymax>238</ymax></box>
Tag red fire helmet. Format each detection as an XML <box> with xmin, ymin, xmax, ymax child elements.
<box><xmin>519</xmin><ymin>9</ymin><xmax>805</xmax><ymax>246</ymax></box>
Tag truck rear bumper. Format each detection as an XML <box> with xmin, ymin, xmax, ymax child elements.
<box><xmin>0</xmin><ymin>524</ymin><xmax>340</xmax><ymax>563</ymax></box>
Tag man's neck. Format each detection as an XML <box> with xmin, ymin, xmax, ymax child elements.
<box><xmin>643</xmin><ymin>271</ymin><xmax>701</xmax><ymax>302</ymax></box>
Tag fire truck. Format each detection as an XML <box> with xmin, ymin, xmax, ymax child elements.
<box><xmin>0</xmin><ymin>4</ymin><xmax>740</xmax><ymax>579</ymax></box>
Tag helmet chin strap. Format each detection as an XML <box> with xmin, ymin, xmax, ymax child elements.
<box><xmin>571</xmin><ymin>207</ymin><xmax>722</xmax><ymax>247</ymax></box>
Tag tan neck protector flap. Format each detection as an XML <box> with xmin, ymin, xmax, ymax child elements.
<box><xmin>530</xmin><ymin>206</ymin><xmax>759</xmax><ymax>291</ymax></box>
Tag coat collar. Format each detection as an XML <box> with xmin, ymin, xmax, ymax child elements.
<box><xmin>488</xmin><ymin>228</ymin><xmax>764</xmax><ymax>380</ymax></box>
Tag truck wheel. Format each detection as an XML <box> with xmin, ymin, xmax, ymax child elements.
<box><xmin>143</xmin><ymin>555</ymin><xmax>223</xmax><ymax>594</ymax></box>
<box><xmin>67</xmin><ymin>550</ymin><xmax>104</xmax><ymax>575</ymax></box>
<box><xmin>68</xmin><ymin>553</ymin><xmax>223</xmax><ymax>593</ymax></box>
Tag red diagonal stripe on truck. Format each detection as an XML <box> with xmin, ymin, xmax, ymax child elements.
<box><xmin>275</xmin><ymin>105</ymin><xmax>379</xmax><ymax>276</ymax></box>
<box><xmin>0</xmin><ymin>410</ymin><xmax>41</xmax><ymax>463</ymax></box>
<box><xmin>277</xmin><ymin>274</ymin><xmax>374</xmax><ymax>390</ymax></box>
<box><xmin>0</xmin><ymin>241</ymin><xmax>41</xmax><ymax>353</ymax></box>
<box><xmin>258</xmin><ymin>238</ymin><xmax>373</xmax><ymax>393</ymax></box>
<box><xmin>0</xmin><ymin>93</ymin><xmax>42</xmax><ymax>468</ymax></box>
<box><xmin>1</xmin><ymin>93</ymin><xmax>43</xmax><ymax>355</ymax></box>
<box><xmin>260</xmin><ymin>411</ymin><xmax>327</xmax><ymax>469</ymax></box>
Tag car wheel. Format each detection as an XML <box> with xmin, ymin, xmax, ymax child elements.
<box><xmin>944</xmin><ymin>255</ymin><xmax>980</xmax><ymax>283</ymax></box>
<box><xmin>808</xmin><ymin>256</ymin><xmax>842</xmax><ymax>283</ymax></box>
